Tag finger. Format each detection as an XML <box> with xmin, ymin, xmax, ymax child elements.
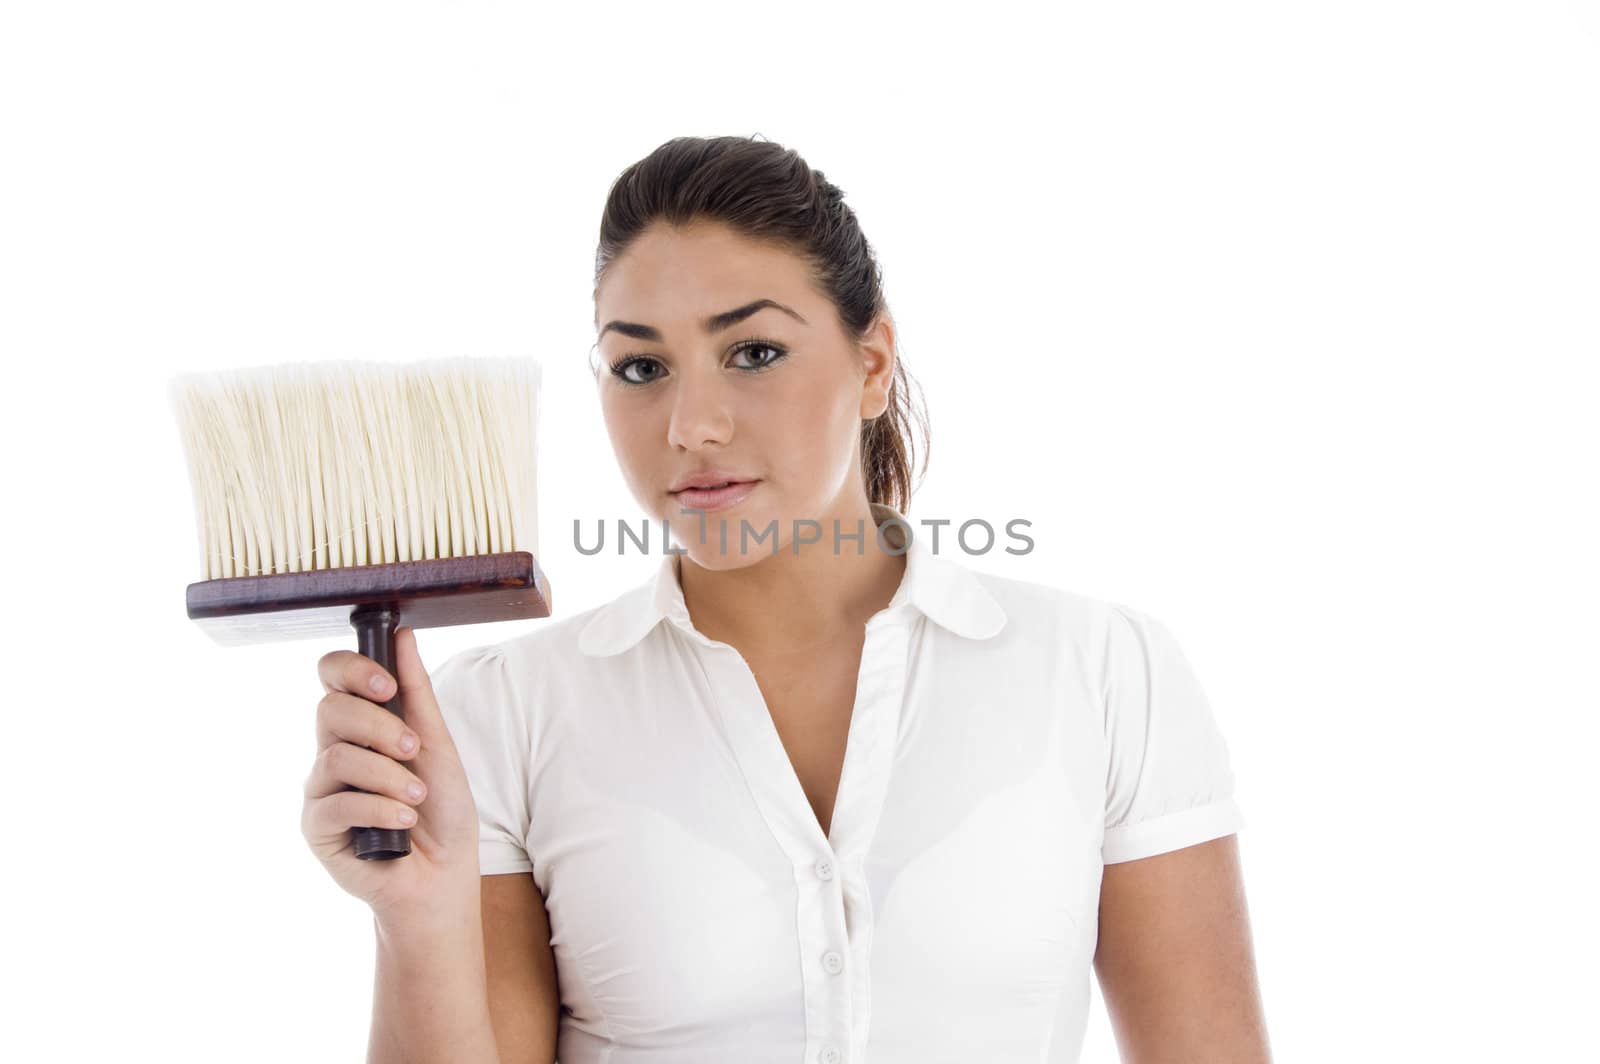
<box><xmin>392</xmin><ymin>627</ymin><xmax>456</xmax><ymax>757</ymax></box>
<box><xmin>318</xmin><ymin>647</ymin><xmax>397</xmax><ymax>702</ymax></box>
<box><xmin>314</xmin><ymin>688</ymin><xmax>420</xmax><ymax>760</ymax></box>
<box><xmin>303</xmin><ymin>740</ymin><xmax>427</xmax><ymax>804</ymax></box>
<box><xmin>302</xmin><ymin>788</ymin><xmax>419</xmax><ymax>842</ymax></box>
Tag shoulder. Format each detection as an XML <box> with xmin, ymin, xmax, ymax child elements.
<box><xmin>950</xmin><ymin>561</ymin><xmax>1183</xmax><ymax>707</ymax></box>
<box><xmin>491</xmin><ymin>594</ymin><xmax>623</xmax><ymax>684</ymax></box>
<box><xmin>428</xmin><ymin>596</ymin><xmax>625</xmax><ymax>749</ymax></box>
<box><xmin>473</xmin><ymin>571</ymin><xmax>668</xmax><ymax>696</ymax></box>
<box><xmin>955</xmin><ymin>559</ymin><xmax>1132</xmax><ymax>651</ymax></box>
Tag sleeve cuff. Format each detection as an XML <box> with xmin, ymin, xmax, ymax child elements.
<box><xmin>1101</xmin><ymin>796</ymin><xmax>1245</xmax><ymax>865</ymax></box>
<box><xmin>480</xmin><ymin>840</ymin><xmax>534</xmax><ymax>876</ymax></box>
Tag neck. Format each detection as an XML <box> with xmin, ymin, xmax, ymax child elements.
<box><xmin>676</xmin><ymin>497</ymin><xmax>906</xmax><ymax>656</ymax></box>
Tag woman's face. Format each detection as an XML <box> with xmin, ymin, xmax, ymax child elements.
<box><xmin>593</xmin><ymin>219</ymin><xmax>895</xmax><ymax>569</ymax></box>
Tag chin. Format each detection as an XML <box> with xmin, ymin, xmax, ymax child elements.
<box><xmin>676</xmin><ymin>546</ymin><xmax>770</xmax><ymax>572</ymax></box>
<box><xmin>662</xmin><ymin>502</ymin><xmax>783</xmax><ymax>569</ymax></box>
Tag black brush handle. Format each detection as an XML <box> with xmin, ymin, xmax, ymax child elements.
<box><xmin>349</xmin><ymin>604</ymin><xmax>412</xmax><ymax>860</ymax></box>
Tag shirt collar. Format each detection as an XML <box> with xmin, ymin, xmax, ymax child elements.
<box><xmin>576</xmin><ymin>502</ymin><xmax>1007</xmax><ymax>657</ymax></box>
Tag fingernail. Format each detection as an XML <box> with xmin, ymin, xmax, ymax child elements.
<box><xmin>399</xmin><ymin>731</ymin><xmax>418</xmax><ymax>753</ymax></box>
<box><xmin>371</xmin><ymin>673</ymin><xmax>391</xmax><ymax>696</ymax></box>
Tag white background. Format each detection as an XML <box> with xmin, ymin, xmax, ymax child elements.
<box><xmin>3</xmin><ymin>1</ymin><xmax>1596</xmax><ymax>1060</ymax></box>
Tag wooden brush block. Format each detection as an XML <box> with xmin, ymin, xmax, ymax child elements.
<box><xmin>185</xmin><ymin>551</ymin><xmax>552</xmax><ymax>646</ymax></box>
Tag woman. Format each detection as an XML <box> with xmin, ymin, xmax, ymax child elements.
<box><xmin>303</xmin><ymin>135</ymin><xmax>1271</xmax><ymax>1063</ymax></box>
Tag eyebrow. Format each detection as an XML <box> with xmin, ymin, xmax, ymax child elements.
<box><xmin>597</xmin><ymin>299</ymin><xmax>808</xmax><ymax>342</ymax></box>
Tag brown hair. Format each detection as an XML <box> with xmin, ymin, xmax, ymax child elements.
<box><xmin>592</xmin><ymin>134</ymin><xmax>929</xmax><ymax>514</ymax></box>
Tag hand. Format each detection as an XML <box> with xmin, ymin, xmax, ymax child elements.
<box><xmin>301</xmin><ymin>627</ymin><xmax>481</xmax><ymax>923</ymax></box>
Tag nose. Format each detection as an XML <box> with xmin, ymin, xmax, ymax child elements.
<box><xmin>666</xmin><ymin>367</ymin><xmax>734</xmax><ymax>451</ymax></box>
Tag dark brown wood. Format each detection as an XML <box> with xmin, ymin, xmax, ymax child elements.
<box><xmin>349</xmin><ymin>603</ymin><xmax>412</xmax><ymax>860</ymax></box>
<box><xmin>185</xmin><ymin>551</ymin><xmax>552</xmax><ymax>646</ymax></box>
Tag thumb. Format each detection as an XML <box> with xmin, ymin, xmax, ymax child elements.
<box><xmin>392</xmin><ymin>626</ymin><xmax>454</xmax><ymax>752</ymax></box>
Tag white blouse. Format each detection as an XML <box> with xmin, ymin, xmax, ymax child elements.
<box><xmin>432</xmin><ymin>503</ymin><xmax>1244</xmax><ymax>1064</ymax></box>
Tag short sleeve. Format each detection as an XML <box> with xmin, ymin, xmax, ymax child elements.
<box><xmin>430</xmin><ymin>643</ymin><xmax>535</xmax><ymax>875</ymax></box>
<box><xmin>1099</xmin><ymin>603</ymin><xmax>1245</xmax><ymax>864</ymax></box>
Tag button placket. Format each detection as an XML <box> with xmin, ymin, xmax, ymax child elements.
<box><xmin>826</xmin><ymin>619</ymin><xmax>912</xmax><ymax>866</ymax></box>
<box><xmin>696</xmin><ymin>604</ymin><xmax>914</xmax><ymax>1064</ymax></box>
<box><xmin>832</xmin><ymin>617</ymin><xmax>914</xmax><ymax>1064</ymax></box>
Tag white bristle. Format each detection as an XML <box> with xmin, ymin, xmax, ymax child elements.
<box><xmin>169</xmin><ymin>357</ymin><xmax>540</xmax><ymax>580</ymax></box>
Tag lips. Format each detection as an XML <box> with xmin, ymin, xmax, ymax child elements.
<box><xmin>669</xmin><ymin>469</ymin><xmax>757</xmax><ymax>493</ymax></box>
<box><xmin>669</xmin><ymin>479</ymin><xmax>759</xmax><ymax>512</ymax></box>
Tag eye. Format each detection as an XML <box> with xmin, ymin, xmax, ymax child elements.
<box><xmin>730</xmin><ymin>339</ymin><xmax>788</xmax><ymax>371</ymax></box>
<box><xmin>606</xmin><ymin>339</ymin><xmax>789</xmax><ymax>387</ymax></box>
<box><xmin>608</xmin><ymin>355</ymin><xmax>665</xmax><ymax>386</ymax></box>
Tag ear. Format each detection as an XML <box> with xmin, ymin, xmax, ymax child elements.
<box><xmin>857</xmin><ymin>313</ymin><xmax>897</xmax><ymax>420</ymax></box>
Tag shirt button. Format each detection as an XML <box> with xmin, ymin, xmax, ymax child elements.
<box><xmin>822</xmin><ymin>950</ymin><xmax>844</xmax><ymax>975</ymax></box>
<box><xmin>814</xmin><ymin>857</ymin><xmax>834</xmax><ymax>880</ymax></box>
<box><xmin>820</xmin><ymin>1048</ymin><xmax>842</xmax><ymax>1064</ymax></box>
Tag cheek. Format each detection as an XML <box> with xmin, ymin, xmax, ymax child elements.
<box><xmin>761</xmin><ymin>379</ymin><xmax>860</xmax><ymax>473</ymax></box>
<box><xmin>600</xmin><ymin>395</ymin><xmax>659</xmax><ymax>474</ymax></box>
<box><xmin>764</xmin><ymin>374</ymin><xmax>857</xmax><ymax>433</ymax></box>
